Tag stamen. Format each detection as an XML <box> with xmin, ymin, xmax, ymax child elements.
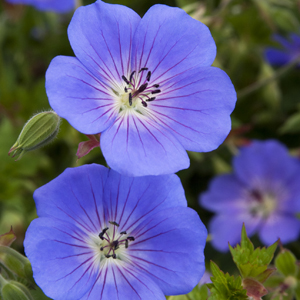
<box><xmin>125</xmin><ymin>240</ymin><xmax>129</xmax><ymax>248</ymax></box>
<box><xmin>151</xmin><ymin>89</ymin><xmax>161</xmax><ymax>94</ymax></box>
<box><xmin>124</xmin><ymin>87</ymin><xmax>128</xmax><ymax>92</ymax></box>
<box><xmin>122</xmin><ymin>75</ymin><xmax>130</xmax><ymax>85</ymax></box>
<box><xmin>146</xmin><ymin>71</ymin><xmax>151</xmax><ymax>82</ymax></box>
<box><xmin>120</xmin><ymin>231</ymin><xmax>127</xmax><ymax>235</ymax></box>
<box><xmin>137</xmin><ymin>83</ymin><xmax>148</xmax><ymax>94</ymax></box>
<box><xmin>153</xmin><ymin>84</ymin><xmax>159</xmax><ymax>88</ymax></box>
<box><xmin>127</xmin><ymin>236</ymin><xmax>135</xmax><ymax>241</ymax></box>
<box><xmin>112</xmin><ymin>254</ymin><xmax>117</xmax><ymax>259</ymax></box>
<box><xmin>105</xmin><ymin>254</ymin><xmax>112</xmax><ymax>258</ymax></box>
<box><xmin>109</xmin><ymin>221</ymin><xmax>120</xmax><ymax>227</ymax></box>
<box><xmin>138</xmin><ymin>67</ymin><xmax>148</xmax><ymax>73</ymax></box>
<box><xmin>129</xmin><ymin>93</ymin><xmax>132</xmax><ymax>106</ymax></box>
<box><xmin>99</xmin><ymin>227</ymin><xmax>109</xmax><ymax>240</ymax></box>
<box><xmin>111</xmin><ymin>240</ymin><xmax>119</xmax><ymax>250</ymax></box>
<box><xmin>129</xmin><ymin>71</ymin><xmax>136</xmax><ymax>83</ymax></box>
<box><xmin>141</xmin><ymin>100</ymin><xmax>147</xmax><ymax>107</ymax></box>
<box><xmin>146</xmin><ymin>97</ymin><xmax>156</xmax><ymax>102</ymax></box>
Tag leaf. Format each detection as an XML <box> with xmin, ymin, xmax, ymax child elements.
<box><xmin>279</xmin><ymin>112</ymin><xmax>300</xmax><ymax>134</ymax></box>
<box><xmin>230</xmin><ymin>224</ymin><xmax>278</xmax><ymax>281</ymax></box>
<box><xmin>275</xmin><ymin>249</ymin><xmax>297</xmax><ymax>277</ymax></box>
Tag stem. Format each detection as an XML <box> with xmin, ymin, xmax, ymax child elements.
<box><xmin>237</xmin><ymin>55</ymin><xmax>300</xmax><ymax>99</ymax></box>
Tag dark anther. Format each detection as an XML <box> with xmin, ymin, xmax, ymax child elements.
<box><xmin>146</xmin><ymin>97</ymin><xmax>156</xmax><ymax>102</ymax></box>
<box><xmin>99</xmin><ymin>227</ymin><xmax>109</xmax><ymax>240</ymax></box>
<box><xmin>127</xmin><ymin>236</ymin><xmax>135</xmax><ymax>241</ymax></box>
<box><xmin>112</xmin><ymin>254</ymin><xmax>117</xmax><ymax>259</ymax></box>
<box><xmin>129</xmin><ymin>71</ymin><xmax>136</xmax><ymax>83</ymax></box>
<box><xmin>141</xmin><ymin>100</ymin><xmax>147</xmax><ymax>107</ymax></box>
<box><xmin>124</xmin><ymin>87</ymin><xmax>128</xmax><ymax>92</ymax></box>
<box><xmin>105</xmin><ymin>254</ymin><xmax>112</xmax><ymax>258</ymax></box>
<box><xmin>129</xmin><ymin>93</ymin><xmax>132</xmax><ymax>106</ymax></box>
<box><xmin>151</xmin><ymin>89</ymin><xmax>161</xmax><ymax>95</ymax></box>
<box><xmin>120</xmin><ymin>231</ymin><xmax>127</xmax><ymax>235</ymax></box>
<box><xmin>100</xmin><ymin>247</ymin><xmax>104</xmax><ymax>251</ymax></box>
<box><xmin>138</xmin><ymin>67</ymin><xmax>148</xmax><ymax>73</ymax></box>
<box><xmin>122</xmin><ymin>75</ymin><xmax>130</xmax><ymax>85</ymax></box>
<box><xmin>112</xmin><ymin>240</ymin><xmax>119</xmax><ymax>250</ymax></box>
<box><xmin>251</xmin><ymin>189</ymin><xmax>263</xmax><ymax>202</ymax></box>
<box><xmin>125</xmin><ymin>240</ymin><xmax>129</xmax><ymax>248</ymax></box>
<box><xmin>153</xmin><ymin>84</ymin><xmax>159</xmax><ymax>88</ymax></box>
<box><xmin>146</xmin><ymin>71</ymin><xmax>151</xmax><ymax>82</ymax></box>
<box><xmin>137</xmin><ymin>83</ymin><xmax>148</xmax><ymax>94</ymax></box>
<box><xmin>109</xmin><ymin>221</ymin><xmax>120</xmax><ymax>227</ymax></box>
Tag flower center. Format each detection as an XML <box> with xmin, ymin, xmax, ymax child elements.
<box><xmin>248</xmin><ymin>189</ymin><xmax>277</xmax><ymax>218</ymax></box>
<box><xmin>119</xmin><ymin>67</ymin><xmax>161</xmax><ymax>111</ymax></box>
<box><xmin>98</xmin><ymin>221</ymin><xmax>135</xmax><ymax>260</ymax></box>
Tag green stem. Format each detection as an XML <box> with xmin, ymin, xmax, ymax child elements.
<box><xmin>0</xmin><ymin>246</ymin><xmax>29</xmax><ymax>266</ymax></box>
<box><xmin>237</xmin><ymin>55</ymin><xmax>300</xmax><ymax>99</ymax></box>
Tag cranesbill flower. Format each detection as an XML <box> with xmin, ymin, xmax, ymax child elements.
<box><xmin>46</xmin><ymin>0</ymin><xmax>236</xmax><ymax>177</ymax></box>
<box><xmin>200</xmin><ymin>140</ymin><xmax>300</xmax><ymax>252</ymax></box>
<box><xmin>24</xmin><ymin>164</ymin><xmax>207</xmax><ymax>300</ymax></box>
<box><xmin>265</xmin><ymin>33</ymin><xmax>300</xmax><ymax>66</ymax></box>
<box><xmin>6</xmin><ymin>0</ymin><xmax>75</xmax><ymax>13</ymax></box>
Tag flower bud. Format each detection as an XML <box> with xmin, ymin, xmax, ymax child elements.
<box><xmin>275</xmin><ymin>248</ymin><xmax>297</xmax><ymax>277</ymax></box>
<box><xmin>8</xmin><ymin>111</ymin><xmax>60</xmax><ymax>160</ymax></box>
<box><xmin>1</xmin><ymin>281</ymin><xmax>33</xmax><ymax>300</ymax></box>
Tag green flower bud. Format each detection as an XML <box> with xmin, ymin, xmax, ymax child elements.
<box><xmin>8</xmin><ymin>111</ymin><xmax>60</xmax><ymax>160</ymax></box>
<box><xmin>0</xmin><ymin>246</ymin><xmax>33</xmax><ymax>283</ymax></box>
<box><xmin>275</xmin><ymin>248</ymin><xmax>297</xmax><ymax>277</ymax></box>
<box><xmin>1</xmin><ymin>280</ymin><xmax>33</xmax><ymax>300</ymax></box>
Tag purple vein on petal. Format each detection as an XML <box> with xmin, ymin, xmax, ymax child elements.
<box><xmin>111</xmin><ymin>265</ymin><xmax>120</xmax><ymax>300</ymax></box>
<box><xmin>69</xmin><ymin>62</ymin><xmax>113</xmax><ymax>94</ymax></box>
<box><xmin>136</xmin><ymin>118</ymin><xmax>166</xmax><ymax>153</ymax></box>
<box><xmin>52</xmin><ymin>239</ymin><xmax>90</xmax><ymax>249</ymax></box>
<box><xmin>101</xmin><ymin>31</ymin><xmax>121</xmax><ymax>81</ymax></box>
<box><xmin>120</xmin><ymin>184</ymin><xmax>151</xmax><ymax>231</ymax></box>
<box><xmin>69</xmin><ymin>258</ymin><xmax>94</xmax><ymax>290</ymax></box>
<box><xmin>87</xmin><ymin>173</ymin><xmax>102</xmax><ymax>229</ymax></box>
<box><xmin>82</xmin><ymin>103</ymin><xmax>114</xmax><ymax>115</ymax></box>
<box><xmin>54</xmin><ymin>204</ymin><xmax>94</xmax><ymax>233</ymax></box>
<box><xmin>130</xmin><ymin>255</ymin><xmax>176</xmax><ymax>273</ymax></box>
<box><xmin>116</xmin><ymin>265</ymin><xmax>142</xmax><ymax>300</ymax></box>
<box><xmin>132</xmin><ymin>114</ymin><xmax>147</xmax><ymax>156</ymax></box>
<box><xmin>100</xmin><ymin>264</ymin><xmax>109</xmax><ymax>300</ymax></box>
<box><xmin>115</xmin><ymin>18</ymin><xmax>124</xmax><ymax>77</ymax></box>
<box><xmin>133</xmin><ymin>228</ymin><xmax>176</xmax><ymax>246</ymax></box>
<box><xmin>55</xmin><ymin>256</ymin><xmax>94</xmax><ymax>282</ymax></box>
<box><xmin>53</xmin><ymin>226</ymin><xmax>87</xmax><ymax>245</ymax></box>
<box><xmin>86</xmin><ymin>268</ymin><xmax>102</xmax><ymax>299</ymax></box>
<box><xmin>70</xmin><ymin>187</ymin><xmax>98</xmax><ymax>232</ymax></box>
<box><xmin>90</xmin><ymin>106</ymin><xmax>116</xmax><ymax>124</ymax></box>
<box><xmin>151</xmin><ymin>45</ymin><xmax>198</xmax><ymax>83</ymax></box>
<box><xmin>114</xmin><ymin>179</ymin><xmax>121</xmax><ymax>222</ymax></box>
<box><xmin>110</xmin><ymin>116</ymin><xmax>125</xmax><ymax>146</ymax></box>
<box><xmin>53</xmin><ymin>251</ymin><xmax>94</xmax><ymax>260</ymax></box>
<box><xmin>117</xmin><ymin>177</ymin><xmax>134</xmax><ymax>226</ymax></box>
<box><xmin>125</xmin><ymin>197</ymin><xmax>167</xmax><ymax>233</ymax></box>
<box><xmin>134</xmin><ymin>217</ymin><xmax>170</xmax><ymax>239</ymax></box>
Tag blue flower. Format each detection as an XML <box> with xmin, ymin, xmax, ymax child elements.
<box><xmin>24</xmin><ymin>164</ymin><xmax>207</xmax><ymax>300</ymax></box>
<box><xmin>46</xmin><ymin>0</ymin><xmax>236</xmax><ymax>177</ymax></box>
<box><xmin>200</xmin><ymin>140</ymin><xmax>300</xmax><ymax>252</ymax></box>
<box><xmin>265</xmin><ymin>33</ymin><xmax>300</xmax><ymax>66</ymax></box>
<box><xmin>6</xmin><ymin>0</ymin><xmax>75</xmax><ymax>13</ymax></box>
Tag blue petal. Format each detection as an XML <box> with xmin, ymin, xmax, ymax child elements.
<box><xmin>102</xmin><ymin>169</ymin><xmax>187</xmax><ymax>232</ymax></box>
<box><xmin>81</xmin><ymin>263</ymin><xmax>165</xmax><ymax>300</ymax></box>
<box><xmin>208</xmin><ymin>213</ymin><xmax>260</xmax><ymax>252</ymax></box>
<box><xmin>47</xmin><ymin>56</ymin><xmax>118</xmax><ymax>134</ymax></box>
<box><xmin>259</xmin><ymin>213</ymin><xmax>300</xmax><ymax>245</ymax></box>
<box><xmin>101</xmin><ymin>112</ymin><xmax>189</xmax><ymax>176</ymax></box>
<box><xmin>233</xmin><ymin>140</ymin><xmax>299</xmax><ymax>186</ymax></box>
<box><xmin>149</xmin><ymin>67</ymin><xmax>236</xmax><ymax>152</ymax></box>
<box><xmin>200</xmin><ymin>174</ymin><xmax>246</xmax><ymax>213</ymax></box>
<box><xmin>34</xmin><ymin>164</ymin><xmax>109</xmax><ymax>234</ymax></box>
<box><xmin>264</xmin><ymin>48</ymin><xmax>292</xmax><ymax>66</ymax></box>
<box><xmin>128</xmin><ymin>207</ymin><xmax>207</xmax><ymax>295</ymax></box>
<box><xmin>68</xmin><ymin>0</ymin><xmax>141</xmax><ymax>84</ymax></box>
<box><xmin>24</xmin><ymin>218</ymin><xmax>97</xmax><ymax>300</ymax></box>
<box><xmin>131</xmin><ymin>4</ymin><xmax>216</xmax><ymax>81</ymax></box>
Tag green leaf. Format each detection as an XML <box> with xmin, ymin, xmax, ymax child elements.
<box><xmin>229</xmin><ymin>224</ymin><xmax>277</xmax><ymax>281</ymax></box>
<box><xmin>275</xmin><ymin>249</ymin><xmax>297</xmax><ymax>277</ymax></box>
<box><xmin>207</xmin><ymin>261</ymin><xmax>248</xmax><ymax>300</ymax></box>
<box><xmin>167</xmin><ymin>284</ymin><xmax>208</xmax><ymax>300</ymax></box>
<box><xmin>279</xmin><ymin>112</ymin><xmax>300</xmax><ymax>134</ymax></box>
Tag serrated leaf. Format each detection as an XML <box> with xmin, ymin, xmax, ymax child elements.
<box><xmin>255</xmin><ymin>267</ymin><xmax>276</xmax><ymax>283</ymax></box>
